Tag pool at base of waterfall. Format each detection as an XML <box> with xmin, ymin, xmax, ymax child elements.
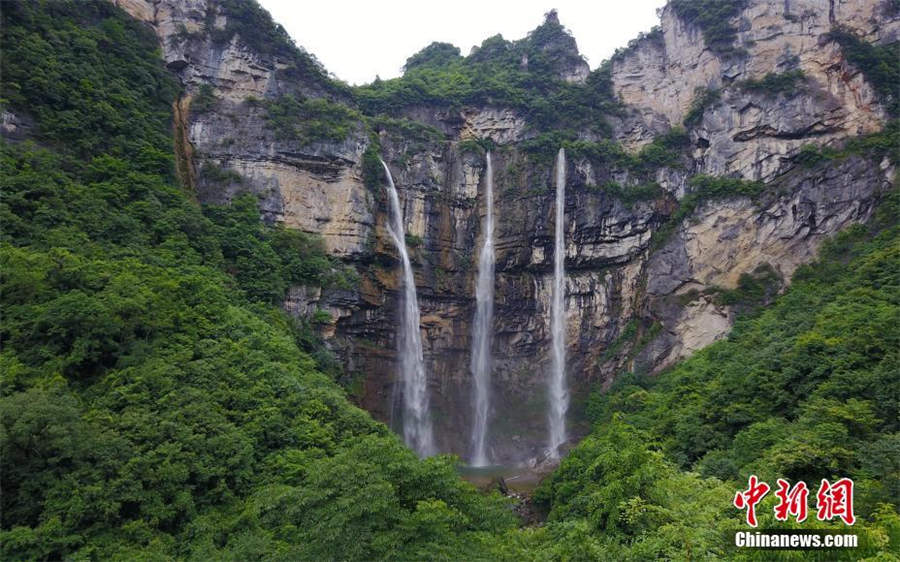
<box><xmin>456</xmin><ymin>463</ymin><xmax>554</xmax><ymax>494</ymax></box>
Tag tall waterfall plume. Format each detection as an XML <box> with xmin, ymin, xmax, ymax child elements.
<box><xmin>469</xmin><ymin>151</ymin><xmax>495</xmax><ymax>467</ymax></box>
<box><xmin>381</xmin><ymin>160</ymin><xmax>435</xmax><ymax>457</ymax></box>
<box><xmin>548</xmin><ymin>148</ymin><xmax>568</xmax><ymax>459</ymax></box>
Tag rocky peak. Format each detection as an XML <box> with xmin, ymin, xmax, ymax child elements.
<box><xmin>522</xmin><ymin>9</ymin><xmax>590</xmax><ymax>83</ymax></box>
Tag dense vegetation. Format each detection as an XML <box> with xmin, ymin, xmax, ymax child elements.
<box><xmin>796</xmin><ymin>119</ymin><xmax>900</xmax><ymax>168</ymax></box>
<box><xmin>520</xmin><ymin>127</ymin><xmax>690</xmax><ymax>183</ymax></box>
<box><xmin>263</xmin><ymin>93</ymin><xmax>361</xmax><ymax>145</ymax></box>
<box><xmin>0</xmin><ymin>2</ymin><xmax>517</xmax><ymax>560</ymax></box>
<box><xmin>203</xmin><ymin>194</ymin><xmax>359</xmax><ymax>303</ymax></box>
<box><xmin>738</xmin><ymin>70</ymin><xmax>807</xmax><ymax>96</ymax></box>
<box><xmin>354</xmin><ymin>12</ymin><xmax>617</xmax><ymax>136</ymax></box>
<box><xmin>0</xmin><ymin>0</ymin><xmax>178</xmax><ymax>175</ymax></box>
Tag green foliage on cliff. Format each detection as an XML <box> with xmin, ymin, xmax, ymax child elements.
<box><xmin>595</xmin><ymin>181</ymin><xmax>666</xmax><ymax>206</ymax></box>
<box><xmin>366</xmin><ymin>115</ymin><xmax>446</xmax><ymax>143</ymax></box>
<box><xmin>264</xmin><ymin>93</ymin><xmax>360</xmax><ymax>144</ymax></box>
<box><xmin>826</xmin><ymin>29</ymin><xmax>900</xmax><ymax>116</ymax></box>
<box><xmin>191</xmin><ymin>83</ymin><xmax>218</xmax><ymax>114</ymax></box>
<box><xmin>354</xmin><ymin>14</ymin><xmax>615</xmax><ymax>136</ymax></box>
<box><xmin>523</xmin><ymin>127</ymin><xmax>689</xmax><ymax>175</ymax></box>
<box><xmin>609</xmin><ymin>26</ymin><xmax>664</xmax><ymax>65</ymax></box>
<box><xmin>362</xmin><ymin>140</ymin><xmax>387</xmax><ymax>191</ymax></box>
<box><xmin>211</xmin><ymin>0</ymin><xmax>297</xmax><ymax>57</ymax></box>
<box><xmin>0</xmin><ymin>3</ymin><xmax>518</xmax><ymax>560</ymax></box>
<box><xmin>405</xmin><ymin>233</ymin><xmax>424</xmax><ymax>248</ymax></box>
<box><xmin>644</xmin><ymin>174</ymin><xmax>766</xmax><ymax>249</ymax></box>
<box><xmin>677</xmin><ymin>174</ymin><xmax>764</xmax><ymax>215</ymax></box>
<box><xmin>670</xmin><ymin>0</ymin><xmax>749</xmax><ymax>57</ymax></box>
<box><xmin>797</xmin><ymin>120</ymin><xmax>900</xmax><ymax>167</ymax></box>
<box><xmin>204</xmin><ymin>194</ymin><xmax>358</xmax><ymax>302</ymax></box>
<box><xmin>628</xmin><ymin>128</ymin><xmax>692</xmax><ymax>173</ymax></box>
<box><xmin>683</xmin><ymin>87</ymin><xmax>721</xmax><ymax>127</ymax></box>
<box><xmin>738</xmin><ymin>70</ymin><xmax>807</xmax><ymax>96</ymax></box>
<box><xmin>713</xmin><ymin>262</ymin><xmax>782</xmax><ymax>310</ymax></box>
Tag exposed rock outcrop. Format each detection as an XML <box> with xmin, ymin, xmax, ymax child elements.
<box><xmin>113</xmin><ymin>0</ymin><xmax>374</xmax><ymax>257</ymax></box>
<box><xmin>612</xmin><ymin>0</ymin><xmax>898</xmax><ymax>130</ymax></box>
<box><xmin>643</xmin><ymin>154</ymin><xmax>892</xmax><ymax>370</ymax></box>
<box><xmin>612</xmin><ymin>0</ymin><xmax>898</xmax><ymax>179</ymax></box>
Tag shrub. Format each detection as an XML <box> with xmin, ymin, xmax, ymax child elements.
<box><xmin>826</xmin><ymin>28</ymin><xmax>900</xmax><ymax>116</ymax></box>
<box><xmin>796</xmin><ymin>120</ymin><xmax>900</xmax><ymax>167</ymax></box>
<box><xmin>713</xmin><ymin>262</ymin><xmax>782</xmax><ymax>310</ymax></box>
<box><xmin>683</xmin><ymin>87</ymin><xmax>721</xmax><ymax>127</ymax></box>
<box><xmin>312</xmin><ymin>309</ymin><xmax>332</xmax><ymax>324</ymax></box>
<box><xmin>629</xmin><ymin>127</ymin><xmax>690</xmax><ymax>172</ymax></box>
<box><xmin>599</xmin><ymin>181</ymin><xmax>665</xmax><ymax>206</ymax></box>
<box><xmin>199</xmin><ymin>161</ymin><xmax>243</xmax><ymax>184</ymax></box>
<box><xmin>191</xmin><ymin>83</ymin><xmax>218</xmax><ymax>113</ymax></box>
<box><xmin>264</xmin><ymin>94</ymin><xmax>360</xmax><ymax>145</ymax></box>
<box><xmin>405</xmin><ymin>233</ymin><xmax>424</xmax><ymax>248</ymax></box>
<box><xmin>670</xmin><ymin>0</ymin><xmax>749</xmax><ymax>58</ymax></box>
<box><xmin>361</xmin><ymin>141</ymin><xmax>386</xmax><ymax>191</ymax></box>
<box><xmin>738</xmin><ymin>69</ymin><xmax>807</xmax><ymax>95</ymax></box>
<box><xmin>609</xmin><ymin>26</ymin><xmax>664</xmax><ymax>64</ymax></box>
<box><xmin>210</xmin><ymin>0</ymin><xmax>350</xmax><ymax>98</ymax></box>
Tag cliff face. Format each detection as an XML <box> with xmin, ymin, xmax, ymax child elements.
<box><xmin>115</xmin><ymin>0</ymin><xmax>897</xmax><ymax>463</ymax></box>
<box><xmin>613</xmin><ymin>0</ymin><xmax>898</xmax><ymax>176</ymax></box>
<box><xmin>113</xmin><ymin>0</ymin><xmax>374</xmax><ymax>258</ymax></box>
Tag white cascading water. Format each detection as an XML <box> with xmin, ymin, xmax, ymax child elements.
<box><xmin>469</xmin><ymin>151</ymin><xmax>495</xmax><ymax>467</ymax></box>
<box><xmin>548</xmin><ymin>148</ymin><xmax>568</xmax><ymax>459</ymax></box>
<box><xmin>381</xmin><ymin>160</ymin><xmax>435</xmax><ymax>457</ymax></box>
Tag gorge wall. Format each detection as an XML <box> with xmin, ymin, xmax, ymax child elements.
<box><xmin>113</xmin><ymin>0</ymin><xmax>898</xmax><ymax>464</ymax></box>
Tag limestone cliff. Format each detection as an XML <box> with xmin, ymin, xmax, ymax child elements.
<box><xmin>114</xmin><ymin>0</ymin><xmax>897</xmax><ymax>464</ymax></box>
<box><xmin>113</xmin><ymin>0</ymin><xmax>374</xmax><ymax>258</ymax></box>
<box><xmin>612</xmin><ymin>0</ymin><xmax>898</xmax><ymax>176</ymax></box>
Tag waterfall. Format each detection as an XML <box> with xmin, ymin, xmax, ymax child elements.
<box><xmin>381</xmin><ymin>160</ymin><xmax>435</xmax><ymax>457</ymax></box>
<box><xmin>548</xmin><ymin>148</ymin><xmax>568</xmax><ymax>459</ymax></box>
<box><xmin>470</xmin><ymin>151</ymin><xmax>495</xmax><ymax>467</ymax></box>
